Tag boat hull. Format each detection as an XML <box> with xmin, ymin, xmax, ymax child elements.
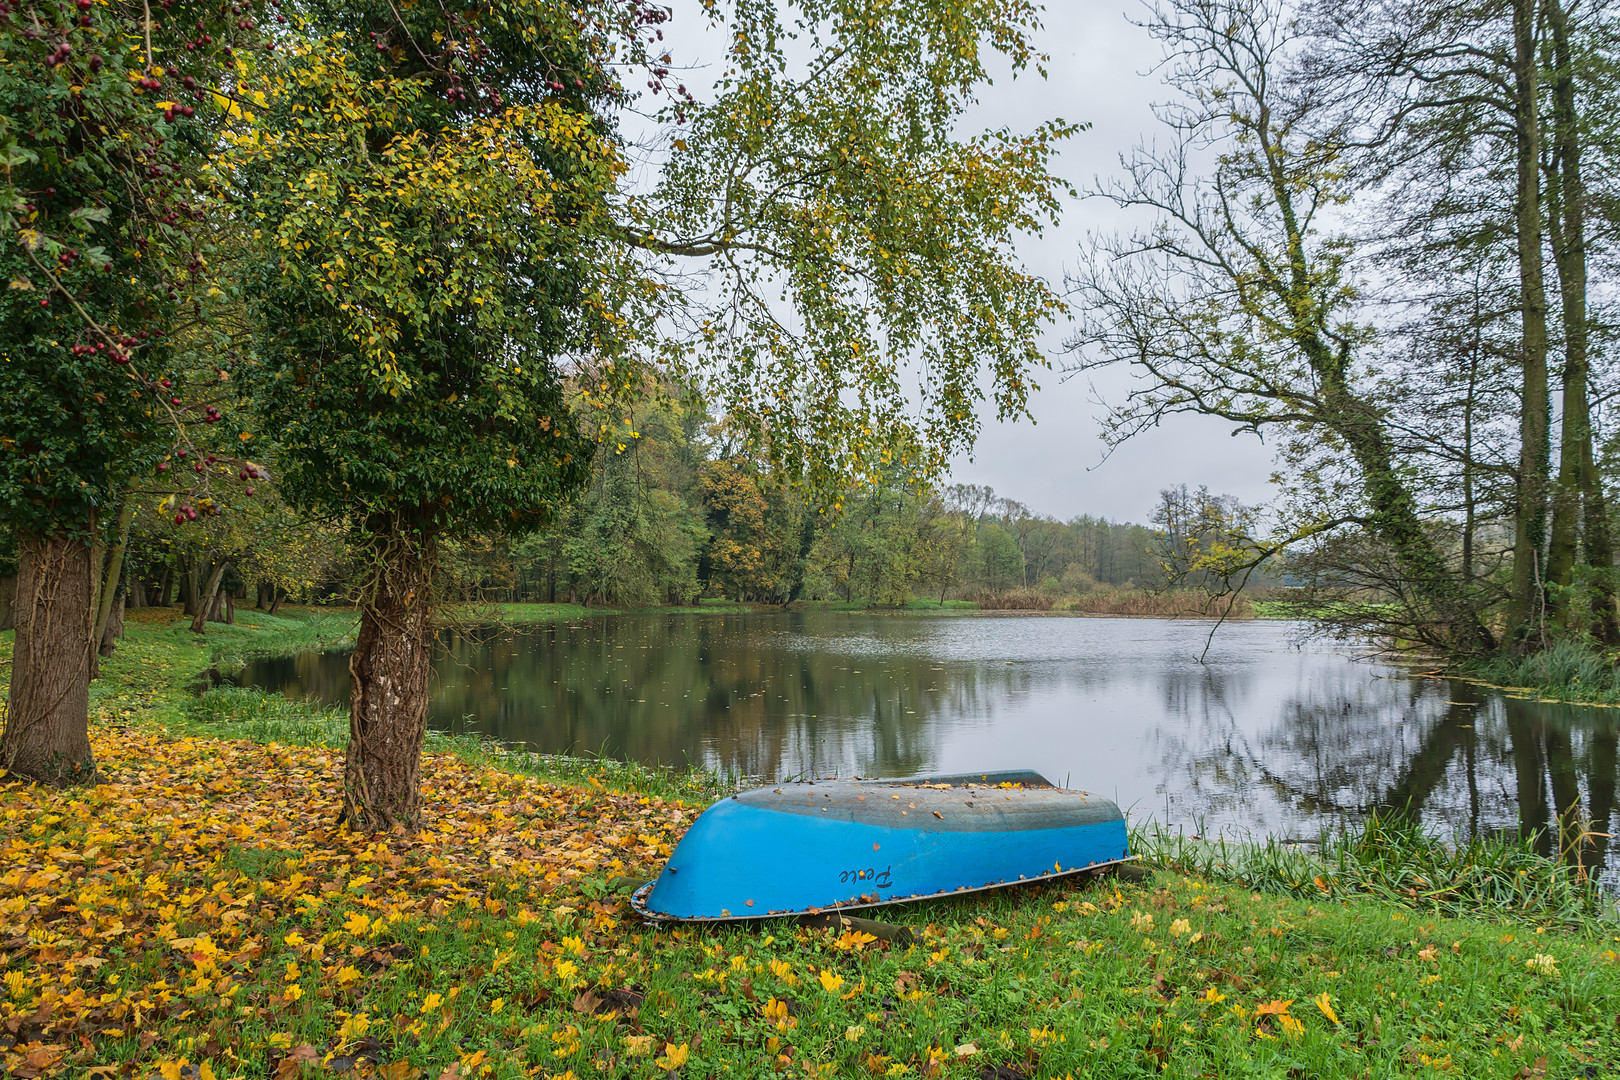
<box><xmin>632</xmin><ymin>770</ymin><xmax>1128</xmax><ymax>921</ymax></box>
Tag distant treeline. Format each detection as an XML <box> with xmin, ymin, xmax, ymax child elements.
<box><xmin>0</xmin><ymin>397</ymin><xmax>1271</xmax><ymax>624</ymax></box>
<box><xmin>435</xmin><ymin>400</ymin><xmax>1274</xmax><ymax>609</ymax></box>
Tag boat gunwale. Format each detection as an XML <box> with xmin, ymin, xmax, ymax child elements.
<box><xmin>628</xmin><ymin>856</ymin><xmax>1134</xmax><ymax>923</ymax></box>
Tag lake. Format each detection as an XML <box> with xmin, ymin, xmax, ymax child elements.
<box><xmin>236</xmin><ymin>611</ymin><xmax>1618</xmax><ymax>875</ymax></box>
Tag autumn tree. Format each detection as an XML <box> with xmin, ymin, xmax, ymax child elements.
<box><xmin>237</xmin><ymin>0</ymin><xmax>626</xmax><ymax>829</ymax></box>
<box><xmin>233</xmin><ymin>0</ymin><xmax>1070</xmax><ymax>827</ymax></box>
<box><xmin>1069</xmin><ymin>0</ymin><xmax>1495</xmax><ymax>653</ymax></box>
<box><xmin>0</xmin><ymin>0</ymin><xmax>265</xmax><ymax>782</ymax></box>
<box><xmin>563</xmin><ymin>398</ymin><xmax>705</xmax><ymax>607</ymax></box>
<box><xmin>1298</xmin><ymin>0</ymin><xmax>1601</xmax><ymax>644</ymax></box>
<box><xmin>637</xmin><ymin>0</ymin><xmax>1071</xmax><ymax>494</ymax></box>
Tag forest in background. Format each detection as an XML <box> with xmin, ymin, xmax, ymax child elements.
<box><xmin>0</xmin><ymin>390</ymin><xmax>1269</xmax><ymax>624</ymax></box>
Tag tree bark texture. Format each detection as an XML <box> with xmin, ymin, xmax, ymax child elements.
<box><xmin>180</xmin><ymin>556</ymin><xmax>199</xmax><ymax>617</ymax></box>
<box><xmin>341</xmin><ymin>527</ymin><xmax>436</xmax><ymax>832</ymax></box>
<box><xmin>1544</xmin><ymin>0</ymin><xmax>1588</xmax><ymax>605</ymax></box>
<box><xmin>0</xmin><ymin>576</ymin><xmax>14</xmax><ymax>632</ymax></box>
<box><xmin>1</xmin><ymin>535</ymin><xmax>96</xmax><ymax>784</ymax></box>
<box><xmin>1505</xmin><ymin>0</ymin><xmax>1552</xmax><ymax>645</ymax></box>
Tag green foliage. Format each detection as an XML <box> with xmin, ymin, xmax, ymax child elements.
<box><xmin>0</xmin><ymin>0</ymin><xmax>264</xmax><ymax>538</ymax></box>
<box><xmin>560</xmin><ymin>398</ymin><xmax>705</xmax><ymax>606</ymax></box>
<box><xmin>644</xmin><ymin>0</ymin><xmax>1073</xmax><ymax>492</ymax></box>
<box><xmin>701</xmin><ymin>459</ymin><xmax>805</xmax><ymax>603</ymax></box>
<box><xmin>237</xmin><ymin>0</ymin><xmax>625</xmax><ymax>537</ymax></box>
<box><xmin>1463</xmin><ymin>643</ymin><xmax>1620</xmax><ymax>704</ymax></box>
<box><xmin>967</xmin><ymin>522</ymin><xmax>1025</xmax><ymax>595</ymax></box>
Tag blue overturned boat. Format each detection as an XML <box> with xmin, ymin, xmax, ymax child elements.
<box><xmin>631</xmin><ymin>770</ymin><xmax>1128</xmax><ymax>921</ymax></box>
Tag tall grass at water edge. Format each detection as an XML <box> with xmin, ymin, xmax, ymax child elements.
<box><xmin>1462</xmin><ymin>641</ymin><xmax>1620</xmax><ymax>704</ymax></box>
<box><xmin>1133</xmin><ymin>813</ymin><xmax>1615</xmax><ymax>928</ymax></box>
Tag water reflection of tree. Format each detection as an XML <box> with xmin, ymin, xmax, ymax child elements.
<box><xmin>240</xmin><ymin>617</ymin><xmax>1620</xmax><ymax>875</ymax></box>
<box><xmin>1165</xmin><ymin>665</ymin><xmax>1620</xmax><ymax>872</ymax></box>
<box><xmin>422</xmin><ymin>613</ymin><xmax>1027</xmax><ymax>780</ymax></box>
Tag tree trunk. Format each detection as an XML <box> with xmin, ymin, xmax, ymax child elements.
<box><xmin>225</xmin><ymin>590</ymin><xmax>236</xmax><ymax>625</ymax></box>
<box><xmin>190</xmin><ymin>560</ymin><xmax>229</xmax><ymax>634</ymax></box>
<box><xmin>269</xmin><ymin>586</ymin><xmax>284</xmax><ymax>616</ymax></box>
<box><xmin>1544</xmin><ymin>0</ymin><xmax>1584</xmax><ymax>610</ymax></box>
<box><xmin>341</xmin><ymin>524</ymin><xmax>436</xmax><ymax>832</ymax></box>
<box><xmin>1541</xmin><ymin>0</ymin><xmax>1620</xmax><ymax>643</ymax></box>
<box><xmin>0</xmin><ymin>575</ymin><xmax>14</xmax><ymax>632</ymax></box>
<box><xmin>180</xmin><ymin>555</ymin><xmax>200</xmax><ymax>617</ymax></box>
<box><xmin>1</xmin><ymin>534</ymin><xmax>96</xmax><ymax>785</ymax></box>
<box><xmin>156</xmin><ymin>562</ymin><xmax>172</xmax><ymax>607</ymax></box>
<box><xmin>1505</xmin><ymin>0</ymin><xmax>1552</xmax><ymax>646</ymax></box>
<box><xmin>1579</xmin><ymin>434</ymin><xmax>1620</xmax><ymax>640</ymax></box>
<box><xmin>130</xmin><ymin>577</ymin><xmax>148</xmax><ymax>609</ymax></box>
<box><xmin>98</xmin><ymin>592</ymin><xmax>125</xmax><ymax>657</ymax></box>
<box><xmin>93</xmin><ymin>500</ymin><xmax>135</xmax><ymax>655</ymax></box>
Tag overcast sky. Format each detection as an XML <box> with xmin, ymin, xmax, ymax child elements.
<box><xmin>658</xmin><ymin>2</ymin><xmax>1279</xmax><ymax>524</ymax></box>
<box><xmin>950</xmin><ymin>3</ymin><xmax>1279</xmax><ymax>524</ymax></box>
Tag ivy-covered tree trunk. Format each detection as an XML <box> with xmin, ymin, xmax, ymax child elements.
<box><xmin>1504</xmin><ymin>0</ymin><xmax>1552</xmax><ymax>646</ymax></box>
<box><xmin>341</xmin><ymin>524</ymin><xmax>436</xmax><ymax>832</ymax></box>
<box><xmin>1</xmin><ymin>534</ymin><xmax>96</xmax><ymax>784</ymax></box>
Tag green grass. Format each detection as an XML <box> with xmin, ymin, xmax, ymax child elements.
<box><xmin>88</xmin><ymin>605</ymin><xmax>360</xmax><ymax>725</ymax></box>
<box><xmin>468</xmin><ymin>601</ymin><xmax>595</xmax><ymax>623</ymax></box>
<box><xmin>1134</xmin><ymin>814</ymin><xmax>1614</xmax><ymax>930</ymax></box>
<box><xmin>807</xmin><ymin>598</ymin><xmax>981</xmax><ymax>613</ymax></box>
<box><xmin>11</xmin><ymin>606</ymin><xmax>1620</xmax><ymax>1078</ymax></box>
<box><xmin>1462</xmin><ymin>641</ymin><xmax>1620</xmax><ymax>706</ymax></box>
<box><xmin>111</xmin><ymin>862</ymin><xmax>1620</xmax><ymax>1079</ymax></box>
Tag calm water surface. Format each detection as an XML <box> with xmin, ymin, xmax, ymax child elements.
<box><xmin>237</xmin><ymin>612</ymin><xmax>1618</xmax><ymax>871</ymax></box>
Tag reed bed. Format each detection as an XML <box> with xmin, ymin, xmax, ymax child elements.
<box><xmin>970</xmin><ymin>588</ymin><xmax>1254</xmax><ymax>617</ymax></box>
<box><xmin>1462</xmin><ymin>641</ymin><xmax>1620</xmax><ymax>704</ymax></box>
<box><xmin>1133</xmin><ymin>813</ymin><xmax>1614</xmax><ymax>928</ymax></box>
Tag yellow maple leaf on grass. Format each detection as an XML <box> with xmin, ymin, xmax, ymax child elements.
<box><xmin>654</xmin><ymin>1043</ymin><xmax>689</xmax><ymax>1070</ymax></box>
<box><xmin>1315</xmin><ymin>992</ymin><xmax>1339</xmax><ymax>1025</ymax></box>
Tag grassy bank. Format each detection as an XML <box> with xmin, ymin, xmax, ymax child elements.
<box><xmin>1134</xmin><ymin>817</ymin><xmax>1610</xmax><ymax>927</ymax></box>
<box><xmin>1459</xmin><ymin>642</ymin><xmax>1620</xmax><ymax>707</ymax></box>
<box><xmin>5</xmin><ymin>611</ymin><xmax>1620</xmax><ymax>1079</ymax></box>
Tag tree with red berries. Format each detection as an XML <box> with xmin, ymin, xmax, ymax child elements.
<box><xmin>0</xmin><ymin>0</ymin><xmax>267</xmax><ymax>782</ymax></box>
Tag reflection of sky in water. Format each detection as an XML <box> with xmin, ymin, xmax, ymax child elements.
<box><xmin>236</xmin><ymin>612</ymin><xmax>1620</xmax><ymax>880</ymax></box>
